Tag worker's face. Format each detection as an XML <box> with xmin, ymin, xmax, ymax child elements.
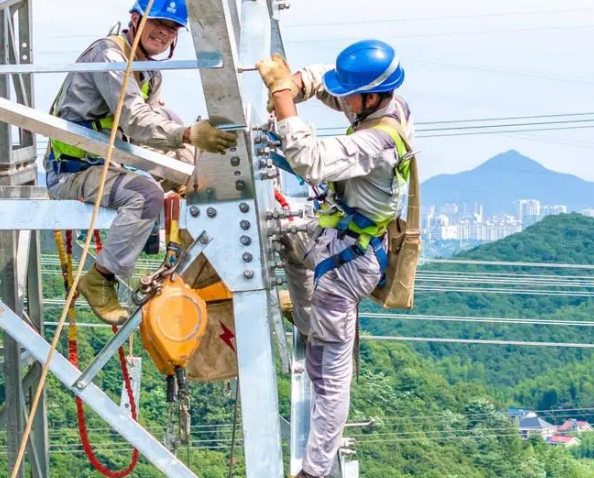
<box><xmin>344</xmin><ymin>93</ymin><xmax>379</xmax><ymax>115</ymax></box>
<box><xmin>132</xmin><ymin>13</ymin><xmax>181</xmax><ymax>56</ymax></box>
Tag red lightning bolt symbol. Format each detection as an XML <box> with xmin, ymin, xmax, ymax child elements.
<box><xmin>219</xmin><ymin>321</ymin><xmax>236</xmax><ymax>353</ymax></box>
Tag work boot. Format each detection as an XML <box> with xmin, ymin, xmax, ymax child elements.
<box><xmin>77</xmin><ymin>265</ymin><xmax>129</xmax><ymax>326</ymax></box>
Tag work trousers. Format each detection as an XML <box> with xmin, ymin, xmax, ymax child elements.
<box><xmin>282</xmin><ymin>223</ymin><xmax>383</xmax><ymax>477</ymax></box>
<box><xmin>46</xmin><ymin>166</ymin><xmax>164</xmax><ymax>279</ymax></box>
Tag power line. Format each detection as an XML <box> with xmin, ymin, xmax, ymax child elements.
<box><xmin>288</xmin><ymin>23</ymin><xmax>594</xmax><ymax>44</ymax></box>
<box><xmin>416</xmin><ymin>125</ymin><xmax>594</xmax><ymax>139</ymax></box>
<box><xmin>414</xmin><ymin>285</ymin><xmax>594</xmax><ymax>297</ymax></box>
<box><xmin>318</xmin><ymin>120</ymin><xmax>594</xmax><ymax>138</ymax></box>
<box><xmin>360</xmin><ymin>336</ymin><xmax>594</xmax><ymax>348</ymax></box>
<box><xmin>377</xmin><ymin>407</ymin><xmax>594</xmax><ymax>423</ymax></box>
<box><xmin>414</xmin><ymin>112</ymin><xmax>594</xmax><ymax>126</ymax></box>
<box><xmin>315</xmin><ymin>112</ymin><xmax>594</xmax><ymax>130</ymax></box>
<box><xmin>360</xmin><ymin>313</ymin><xmax>594</xmax><ymax>328</ymax></box>
<box><xmin>283</xmin><ymin>8</ymin><xmax>594</xmax><ymax>28</ymax></box>
<box><xmin>318</xmin><ymin>124</ymin><xmax>594</xmax><ymax>139</ymax></box>
<box><xmin>420</xmin><ymin>258</ymin><xmax>594</xmax><ymax>270</ymax></box>
<box><xmin>354</xmin><ymin>433</ymin><xmax>521</xmax><ymax>444</ymax></box>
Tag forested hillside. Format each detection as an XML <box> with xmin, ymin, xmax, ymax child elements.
<box><xmin>1</xmin><ymin>213</ymin><xmax>593</xmax><ymax>477</ymax></box>
<box><xmin>362</xmin><ymin>213</ymin><xmax>594</xmax><ymax>391</ymax></box>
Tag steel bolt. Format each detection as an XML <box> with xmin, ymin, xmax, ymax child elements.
<box><xmin>260</xmin><ymin>170</ymin><xmax>279</xmax><ymax>180</ymax></box>
<box><xmin>242</xmin><ymin>252</ymin><xmax>253</xmax><ymax>263</ymax></box>
<box><xmin>243</xmin><ymin>269</ymin><xmax>254</xmax><ymax>279</ymax></box>
<box><xmin>199</xmin><ymin>235</ymin><xmax>209</xmax><ymax>244</ymax></box>
<box><xmin>240</xmin><ymin>235</ymin><xmax>252</xmax><ymax>246</ymax></box>
<box><xmin>235</xmin><ymin>180</ymin><xmax>246</xmax><ymax>192</ymax></box>
<box><xmin>230</xmin><ymin>156</ymin><xmax>241</xmax><ymax>167</ymax></box>
<box><xmin>258</xmin><ymin>159</ymin><xmax>273</xmax><ymax>169</ymax></box>
<box><xmin>270</xmin><ymin>277</ymin><xmax>287</xmax><ymax>287</ymax></box>
<box><xmin>207</xmin><ymin>207</ymin><xmax>217</xmax><ymax>218</ymax></box>
<box><xmin>239</xmin><ymin>202</ymin><xmax>250</xmax><ymax>213</ymax></box>
<box><xmin>189</xmin><ymin>205</ymin><xmax>200</xmax><ymax>217</ymax></box>
<box><xmin>240</xmin><ymin>220</ymin><xmax>251</xmax><ymax>230</ymax></box>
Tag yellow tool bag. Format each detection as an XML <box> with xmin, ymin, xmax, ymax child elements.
<box><xmin>370</xmin><ymin>121</ymin><xmax>421</xmax><ymax>310</ymax></box>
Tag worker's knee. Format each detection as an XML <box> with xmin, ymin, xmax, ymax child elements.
<box><xmin>122</xmin><ymin>176</ymin><xmax>164</xmax><ymax>219</ymax></box>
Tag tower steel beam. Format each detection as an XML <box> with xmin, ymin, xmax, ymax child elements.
<box><xmin>0</xmin><ymin>1</ymin><xmax>49</xmax><ymax>476</ymax></box>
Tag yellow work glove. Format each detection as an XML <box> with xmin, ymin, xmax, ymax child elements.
<box><xmin>190</xmin><ymin>120</ymin><xmax>238</xmax><ymax>154</ymax></box>
<box><xmin>256</xmin><ymin>53</ymin><xmax>300</xmax><ymax>111</ymax></box>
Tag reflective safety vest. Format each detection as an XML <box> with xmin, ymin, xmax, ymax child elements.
<box><xmin>317</xmin><ymin>110</ymin><xmax>412</xmax><ymax>251</ymax></box>
<box><xmin>313</xmin><ymin>106</ymin><xmax>414</xmax><ymax>286</ymax></box>
<box><xmin>50</xmin><ymin>34</ymin><xmax>151</xmax><ymax>162</ymax></box>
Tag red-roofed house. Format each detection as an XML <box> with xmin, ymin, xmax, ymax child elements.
<box><xmin>548</xmin><ymin>435</ymin><xmax>581</xmax><ymax>447</ymax></box>
<box><xmin>558</xmin><ymin>420</ymin><xmax>594</xmax><ymax>434</ymax></box>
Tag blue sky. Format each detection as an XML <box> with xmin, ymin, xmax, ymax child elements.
<box><xmin>32</xmin><ymin>0</ymin><xmax>594</xmax><ymax>181</ymax></box>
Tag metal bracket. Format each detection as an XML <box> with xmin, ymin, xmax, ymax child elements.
<box><xmin>290</xmin><ymin>326</ymin><xmax>313</xmax><ymax>475</ymax></box>
<box><xmin>0</xmin><ymin>96</ymin><xmax>193</xmax><ymax>184</ymax></box>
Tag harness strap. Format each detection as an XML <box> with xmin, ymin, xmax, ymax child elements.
<box><xmin>314</xmin><ymin>115</ymin><xmax>414</xmax><ymax>284</ymax></box>
<box><xmin>50</xmin><ymin>34</ymin><xmax>150</xmax><ymax>163</ymax></box>
<box><xmin>314</xmin><ymin>244</ymin><xmax>362</xmax><ymax>285</ymax></box>
<box><xmin>313</xmin><ymin>235</ymin><xmax>389</xmax><ymax>287</ymax></box>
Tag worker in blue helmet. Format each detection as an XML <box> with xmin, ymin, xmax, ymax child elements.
<box><xmin>44</xmin><ymin>0</ymin><xmax>237</xmax><ymax>326</ymax></box>
<box><xmin>257</xmin><ymin>40</ymin><xmax>414</xmax><ymax>478</ymax></box>
<box><xmin>129</xmin><ymin>0</ymin><xmax>188</xmax><ymax>60</ymax></box>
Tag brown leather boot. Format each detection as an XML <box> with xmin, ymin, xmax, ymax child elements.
<box><xmin>77</xmin><ymin>265</ymin><xmax>129</xmax><ymax>326</ymax></box>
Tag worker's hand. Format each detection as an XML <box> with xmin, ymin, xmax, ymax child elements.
<box><xmin>256</xmin><ymin>53</ymin><xmax>300</xmax><ymax>97</ymax></box>
<box><xmin>190</xmin><ymin>121</ymin><xmax>238</xmax><ymax>154</ymax></box>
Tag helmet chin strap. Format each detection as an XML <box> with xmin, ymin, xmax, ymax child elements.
<box><xmin>355</xmin><ymin>93</ymin><xmax>382</xmax><ymax>125</ymax></box>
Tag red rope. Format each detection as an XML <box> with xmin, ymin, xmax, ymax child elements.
<box><xmin>274</xmin><ymin>189</ymin><xmax>294</xmax><ymax>221</ymax></box>
<box><xmin>93</xmin><ymin>230</ymin><xmax>103</xmax><ymax>253</ymax></box>
<box><xmin>63</xmin><ymin>230</ymin><xmax>139</xmax><ymax>477</ymax></box>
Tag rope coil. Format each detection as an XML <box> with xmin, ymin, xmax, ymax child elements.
<box><xmin>55</xmin><ymin>230</ymin><xmax>139</xmax><ymax>477</ymax></box>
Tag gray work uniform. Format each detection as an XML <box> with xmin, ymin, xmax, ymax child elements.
<box><xmin>279</xmin><ymin>64</ymin><xmax>414</xmax><ymax>477</ymax></box>
<box><xmin>44</xmin><ymin>34</ymin><xmax>191</xmax><ymax>278</ymax></box>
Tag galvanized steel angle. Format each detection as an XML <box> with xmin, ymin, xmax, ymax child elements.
<box><xmin>184</xmin><ymin>199</ymin><xmax>266</xmax><ymax>292</ymax></box>
<box><xmin>0</xmin><ymin>301</ymin><xmax>199</xmax><ymax>478</ymax></box>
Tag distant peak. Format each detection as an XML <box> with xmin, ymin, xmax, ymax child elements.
<box><xmin>477</xmin><ymin>150</ymin><xmax>548</xmax><ymax>172</ymax></box>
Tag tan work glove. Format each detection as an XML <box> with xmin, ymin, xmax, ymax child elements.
<box><xmin>256</xmin><ymin>53</ymin><xmax>300</xmax><ymax>111</ymax></box>
<box><xmin>190</xmin><ymin>120</ymin><xmax>238</xmax><ymax>154</ymax></box>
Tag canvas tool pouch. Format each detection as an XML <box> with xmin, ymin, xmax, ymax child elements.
<box><xmin>370</xmin><ymin>120</ymin><xmax>421</xmax><ymax>309</ymax></box>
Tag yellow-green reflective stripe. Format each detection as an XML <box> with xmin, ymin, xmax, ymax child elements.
<box><xmin>370</xmin><ymin>123</ymin><xmax>407</xmax><ymax>158</ymax></box>
<box><xmin>51</xmin><ymin>117</ymin><xmax>114</xmax><ymax>160</ymax></box>
<box><xmin>141</xmin><ymin>81</ymin><xmax>150</xmax><ymax>100</ymax></box>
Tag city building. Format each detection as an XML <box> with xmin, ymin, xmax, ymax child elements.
<box><xmin>542</xmin><ymin>205</ymin><xmax>567</xmax><ymax>216</ymax></box>
<box><xmin>420</xmin><ymin>199</ymin><xmax>582</xmax><ymax>247</ymax></box>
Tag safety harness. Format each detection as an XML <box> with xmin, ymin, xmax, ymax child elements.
<box><xmin>48</xmin><ymin>34</ymin><xmax>152</xmax><ymax>174</ymax></box>
<box><xmin>313</xmin><ymin>110</ymin><xmax>413</xmax><ymax>287</ymax></box>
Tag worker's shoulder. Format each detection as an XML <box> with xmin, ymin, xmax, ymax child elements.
<box><xmin>79</xmin><ymin>37</ymin><xmax>127</xmax><ymax>63</ymax></box>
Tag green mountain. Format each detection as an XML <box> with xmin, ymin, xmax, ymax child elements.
<box><xmin>421</xmin><ymin>150</ymin><xmax>594</xmax><ymax>214</ymax></box>
<box><xmin>2</xmin><ymin>214</ymin><xmax>594</xmax><ymax>477</ymax></box>
<box><xmin>362</xmin><ymin>213</ymin><xmax>594</xmax><ymax>397</ymax></box>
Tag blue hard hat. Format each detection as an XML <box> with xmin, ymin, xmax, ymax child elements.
<box><xmin>130</xmin><ymin>0</ymin><xmax>189</xmax><ymax>29</ymax></box>
<box><xmin>323</xmin><ymin>40</ymin><xmax>405</xmax><ymax>97</ymax></box>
